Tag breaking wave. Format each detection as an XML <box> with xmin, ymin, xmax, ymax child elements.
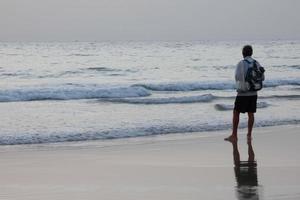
<box><xmin>0</xmin><ymin>85</ymin><xmax>150</xmax><ymax>102</ymax></box>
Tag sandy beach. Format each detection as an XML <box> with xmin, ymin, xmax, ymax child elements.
<box><xmin>0</xmin><ymin>125</ymin><xmax>299</xmax><ymax>200</ymax></box>
<box><xmin>1</xmin><ymin>0</ymin><xmax>299</xmax><ymax>199</ymax></box>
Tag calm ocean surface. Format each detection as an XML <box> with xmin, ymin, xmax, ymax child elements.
<box><xmin>0</xmin><ymin>41</ymin><xmax>299</xmax><ymax>145</ymax></box>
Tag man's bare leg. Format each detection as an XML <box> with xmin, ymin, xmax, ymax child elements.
<box><xmin>225</xmin><ymin>110</ymin><xmax>240</xmax><ymax>141</ymax></box>
<box><xmin>247</xmin><ymin>112</ymin><xmax>254</xmax><ymax>140</ymax></box>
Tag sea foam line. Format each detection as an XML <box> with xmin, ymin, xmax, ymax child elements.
<box><xmin>0</xmin><ymin>119</ymin><xmax>299</xmax><ymax>145</ymax></box>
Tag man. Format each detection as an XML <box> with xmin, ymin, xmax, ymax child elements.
<box><xmin>225</xmin><ymin>45</ymin><xmax>264</xmax><ymax>142</ymax></box>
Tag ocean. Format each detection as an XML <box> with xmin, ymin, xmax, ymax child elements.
<box><xmin>0</xmin><ymin>40</ymin><xmax>299</xmax><ymax>145</ymax></box>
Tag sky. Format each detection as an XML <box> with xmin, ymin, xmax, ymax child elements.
<box><xmin>1</xmin><ymin>0</ymin><xmax>299</xmax><ymax>41</ymax></box>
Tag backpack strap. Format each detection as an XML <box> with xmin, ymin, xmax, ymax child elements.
<box><xmin>244</xmin><ymin>59</ymin><xmax>258</xmax><ymax>69</ymax></box>
<box><xmin>252</xmin><ymin>60</ymin><xmax>258</xmax><ymax>70</ymax></box>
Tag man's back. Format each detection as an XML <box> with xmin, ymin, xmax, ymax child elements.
<box><xmin>235</xmin><ymin>56</ymin><xmax>263</xmax><ymax>96</ymax></box>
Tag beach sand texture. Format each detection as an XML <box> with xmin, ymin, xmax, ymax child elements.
<box><xmin>0</xmin><ymin>125</ymin><xmax>299</xmax><ymax>200</ymax></box>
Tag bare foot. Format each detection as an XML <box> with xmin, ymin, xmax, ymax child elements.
<box><xmin>224</xmin><ymin>135</ymin><xmax>237</xmax><ymax>142</ymax></box>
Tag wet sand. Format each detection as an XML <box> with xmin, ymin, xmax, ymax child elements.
<box><xmin>0</xmin><ymin>125</ymin><xmax>299</xmax><ymax>200</ymax></box>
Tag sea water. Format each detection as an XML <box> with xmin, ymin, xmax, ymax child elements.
<box><xmin>0</xmin><ymin>41</ymin><xmax>299</xmax><ymax>145</ymax></box>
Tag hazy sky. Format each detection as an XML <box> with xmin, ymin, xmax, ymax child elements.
<box><xmin>1</xmin><ymin>0</ymin><xmax>299</xmax><ymax>41</ymax></box>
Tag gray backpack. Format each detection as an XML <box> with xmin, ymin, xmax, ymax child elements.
<box><xmin>244</xmin><ymin>59</ymin><xmax>265</xmax><ymax>91</ymax></box>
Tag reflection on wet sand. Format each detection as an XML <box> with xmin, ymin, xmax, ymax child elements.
<box><xmin>231</xmin><ymin>140</ymin><xmax>262</xmax><ymax>200</ymax></box>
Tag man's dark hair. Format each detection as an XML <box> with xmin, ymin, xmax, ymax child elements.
<box><xmin>242</xmin><ymin>45</ymin><xmax>253</xmax><ymax>57</ymax></box>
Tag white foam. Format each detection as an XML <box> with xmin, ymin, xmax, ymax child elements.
<box><xmin>0</xmin><ymin>85</ymin><xmax>151</xmax><ymax>102</ymax></box>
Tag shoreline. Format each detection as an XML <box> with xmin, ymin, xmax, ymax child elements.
<box><xmin>0</xmin><ymin>124</ymin><xmax>297</xmax><ymax>151</ymax></box>
<box><xmin>0</xmin><ymin>124</ymin><xmax>299</xmax><ymax>200</ymax></box>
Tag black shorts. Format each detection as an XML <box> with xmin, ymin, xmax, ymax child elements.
<box><xmin>234</xmin><ymin>95</ymin><xmax>257</xmax><ymax>113</ymax></box>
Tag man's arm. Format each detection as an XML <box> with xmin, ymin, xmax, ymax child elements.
<box><xmin>235</xmin><ymin>61</ymin><xmax>244</xmax><ymax>81</ymax></box>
